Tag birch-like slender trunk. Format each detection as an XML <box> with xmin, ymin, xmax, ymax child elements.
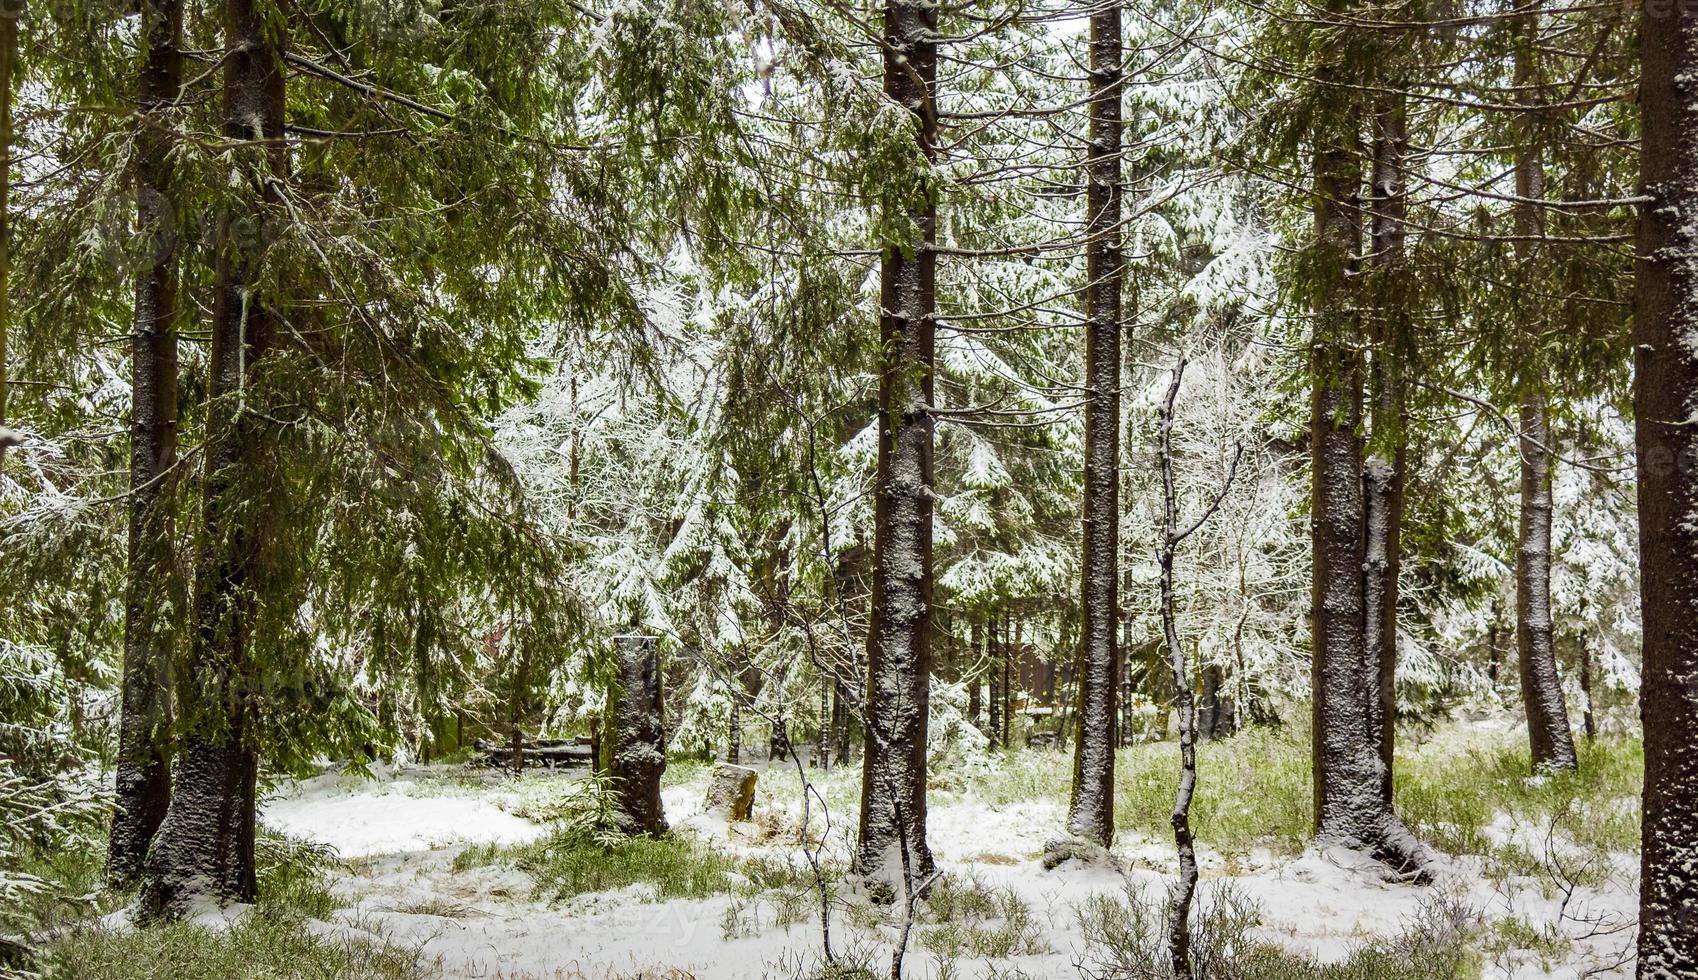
<box><xmin>1156</xmin><ymin>359</ymin><xmax>1238</xmax><ymax>979</ymax></box>
<box><xmin>139</xmin><ymin>0</ymin><xmax>287</xmax><ymax>920</ymax></box>
<box><xmin>1159</xmin><ymin>366</ymin><xmax>1199</xmax><ymax>980</ymax></box>
<box><xmin>1633</xmin><ymin>15</ymin><xmax>1698</xmax><ymax>975</ymax></box>
<box><xmin>855</xmin><ymin>0</ymin><xmax>938</xmax><ymax>895</ymax></box>
<box><xmin>109</xmin><ymin>0</ymin><xmax>183</xmax><ymax>887</ymax></box>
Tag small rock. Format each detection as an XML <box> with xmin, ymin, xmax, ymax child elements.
<box><xmin>705</xmin><ymin>762</ymin><xmax>758</xmax><ymax>821</ymax></box>
<box><xmin>1041</xmin><ymin>834</ymin><xmax>1117</xmax><ymax>870</ymax></box>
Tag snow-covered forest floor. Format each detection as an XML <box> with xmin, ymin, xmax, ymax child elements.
<box><xmin>40</xmin><ymin>717</ymin><xmax>1640</xmax><ymax>979</ymax></box>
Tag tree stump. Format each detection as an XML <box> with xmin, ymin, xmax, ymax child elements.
<box><xmin>609</xmin><ymin>634</ymin><xmax>667</xmax><ymax>835</ymax></box>
<box><xmin>704</xmin><ymin>763</ymin><xmax>757</xmax><ymax>821</ymax></box>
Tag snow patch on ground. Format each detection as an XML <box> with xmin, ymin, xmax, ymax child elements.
<box><xmin>255</xmin><ymin>753</ymin><xmax>1638</xmax><ymax>979</ymax></box>
<box><xmin>261</xmin><ymin>766</ymin><xmax>548</xmax><ymax>858</ymax></box>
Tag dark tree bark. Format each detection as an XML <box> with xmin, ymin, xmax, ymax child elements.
<box><xmin>854</xmin><ymin>0</ymin><xmax>938</xmax><ymax>894</ymax></box>
<box><xmin>832</xmin><ymin>679</ymin><xmax>851</xmax><ymax>766</ymax></box>
<box><xmin>610</xmin><ymin>635</ymin><xmax>667</xmax><ymax>835</ymax></box>
<box><xmin>727</xmin><ymin>686</ymin><xmax>741</xmax><ymax>764</ymax></box>
<box><xmin>1511</xmin><ymin>14</ymin><xmax>1577</xmax><ymax>773</ymax></box>
<box><xmin>1579</xmin><ymin>630</ymin><xmax>1596</xmax><ymax>742</ymax></box>
<box><xmin>0</xmin><ymin>0</ymin><xmax>12</xmax><ymax>471</ymax></box>
<box><xmin>816</xmin><ymin>679</ymin><xmax>830</xmax><ymax>769</ymax></box>
<box><xmin>1308</xmin><ymin>96</ymin><xmax>1429</xmax><ymax>877</ymax></box>
<box><xmin>1066</xmin><ymin>22</ymin><xmax>1120</xmax><ymax>832</ymax></box>
<box><xmin>1486</xmin><ymin>600</ymin><xmax>1501</xmax><ymax>686</ymax></box>
<box><xmin>508</xmin><ymin>634</ymin><xmax>531</xmax><ymax>771</ymax></box>
<box><xmin>109</xmin><ymin>0</ymin><xmax>183</xmax><ymax>888</ymax></box>
<box><xmin>1363</xmin><ymin>96</ymin><xmax>1408</xmax><ymax>803</ymax></box>
<box><xmin>988</xmin><ymin>614</ymin><xmax>1003</xmax><ymax>748</ymax></box>
<box><xmin>1005</xmin><ymin>618</ymin><xmax>1018</xmax><ymax>746</ymax></box>
<box><xmin>968</xmin><ymin>614</ymin><xmax>983</xmax><ymax>728</ymax></box>
<box><xmin>1633</xmin><ymin>16</ymin><xmax>1698</xmax><ymax>976</ymax></box>
<box><xmin>138</xmin><ymin>0</ymin><xmax>286</xmax><ymax>920</ymax></box>
<box><xmin>1516</xmin><ymin>388</ymin><xmax>1577</xmax><ymax>771</ymax></box>
<box><xmin>1197</xmin><ymin>665</ymin><xmax>1222</xmax><ymax>742</ymax></box>
<box><xmin>413</xmin><ymin>614</ymin><xmax>438</xmax><ymax>762</ymax></box>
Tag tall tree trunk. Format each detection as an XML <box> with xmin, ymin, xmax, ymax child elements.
<box><xmin>816</xmin><ymin>678</ymin><xmax>830</xmax><ymax>769</ymax></box>
<box><xmin>833</xmin><ymin>679</ymin><xmax>851</xmax><ymax>764</ymax></box>
<box><xmin>109</xmin><ymin>0</ymin><xmax>183</xmax><ymax>888</ymax></box>
<box><xmin>1363</xmin><ymin>95</ymin><xmax>1408</xmax><ymax>804</ymax></box>
<box><xmin>1486</xmin><ymin>599</ymin><xmax>1501</xmax><ymax>686</ymax></box>
<box><xmin>727</xmin><ymin>688</ymin><xmax>741</xmax><ymax>764</ymax></box>
<box><xmin>1006</xmin><ymin>618</ymin><xmax>1019</xmax><ymax>745</ymax></box>
<box><xmin>1579</xmin><ymin>630</ymin><xmax>1596</xmax><ymax>742</ymax></box>
<box><xmin>1516</xmin><ymin>388</ymin><xmax>1576</xmax><ymax>770</ymax></box>
<box><xmin>1121</xmin><ymin>570</ymin><xmax>1136</xmax><ymax>745</ymax></box>
<box><xmin>413</xmin><ymin>612</ymin><xmax>439</xmax><ymax>761</ymax></box>
<box><xmin>989</xmin><ymin>614</ymin><xmax>1003</xmax><ymax>748</ymax></box>
<box><xmin>1308</xmin><ymin>95</ymin><xmax>1429</xmax><ymax>876</ymax></box>
<box><xmin>968</xmin><ymin>614</ymin><xmax>982</xmax><ymax>728</ymax></box>
<box><xmin>1197</xmin><ymin>665</ymin><xmax>1221</xmax><ymax>742</ymax></box>
<box><xmin>1072</xmin><ymin>8</ymin><xmax>1125</xmax><ymax>835</ymax></box>
<box><xmin>139</xmin><ymin>0</ymin><xmax>286</xmax><ymax>920</ymax></box>
<box><xmin>1633</xmin><ymin>16</ymin><xmax>1698</xmax><ymax>975</ymax></box>
<box><xmin>0</xmin><ymin>3</ymin><xmax>12</xmax><ymax>470</ymax></box>
<box><xmin>508</xmin><ymin>632</ymin><xmax>529</xmax><ymax>770</ymax></box>
<box><xmin>855</xmin><ymin>0</ymin><xmax>938</xmax><ymax>896</ymax></box>
<box><xmin>609</xmin><ymin>635</ymin><xmax>667</xmax><ymax>835</ymax></box>
<box><xmin>1511</xmin><ymin>12</ymin><xmax>1577</xmax><ymax>773</ymax></box>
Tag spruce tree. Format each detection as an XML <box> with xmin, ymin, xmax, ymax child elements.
<box><xmin>855</xmin><ymin>0</ymin><xmax>940</xmax><ymax>896</ymax></box>
<box><xmin>108</xmin><ymin>0</ymin><xmax>182</xmax><ymax>887</ymax></box>
<box><xmin>1633</xmin><ymin>11</ymin><xmax>1698</xmax><ymax>976</ymax></box>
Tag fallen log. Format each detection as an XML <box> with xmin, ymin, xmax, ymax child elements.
<box><xmin>470</xmin><ymin>735</ymin><xmax>594</xmax><ymax>769</ymax></box>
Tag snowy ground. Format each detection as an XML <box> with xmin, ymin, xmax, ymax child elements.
<box><xmin>257</xmin><ymin>744</ymin><xmax>1639</xmax><ymax>980</ymax></box>
<box><xmin>265</xmin><ymin>765</ymin><xmax>549</xmax><ymax>858</ymax></box>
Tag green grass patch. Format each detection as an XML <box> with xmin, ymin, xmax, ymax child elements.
<box><xmin>1398</xmin><ymin>731</ymin><xmax>1640</xmax><ymax>879</ymax></box>
<box><xmin>1078</xmin><ymin>883</ymin><xmax>1483</xmax><ymax>979</ymax></box>
<box><xmin>966</xmin><ymin>724</ymin><xmax>1313</xmax><ymax>854</ymax></box>
<box><xmin>470</xmin><ymin>824</ymin><xmax>830</xmax><ymax>907</ymax></box>
<box><xmin>33</xmin><ymin>828</ymin><xmax>429</xmax><ymax>980</ymax></box>
<box><xmin>964</xmin><ymin>722</ymin><xmax>1641</xmax><ymax>862</ymax></box>
<box><xmin>40</xmin><ymin>908</ymin><xmax>435</xmax><ymax>980</ymax></box>
<box><xmin>1484</xmin><ymin>914</ymin><xmax>1571</xmax><ymax>969</ymax></box>
<box><xmin>523</xmin><ymin>832</ymin><xmax>739</xmax><ymax>901</ymax></box>
<box><xmin>917</xmin><ymin>875</ymin><xmax>1049</xmax><ymax>959</ymax></box>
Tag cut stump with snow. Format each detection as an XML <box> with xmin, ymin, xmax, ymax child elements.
<box><xmin>705</xmin><ymin>763</ymin><xmax>757</xmax><ymax>821</ymax></box>
<box><xmin>609</xmin><ymin>634</ymin><xmax>667</xmax><ymax>835</ymax></box>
